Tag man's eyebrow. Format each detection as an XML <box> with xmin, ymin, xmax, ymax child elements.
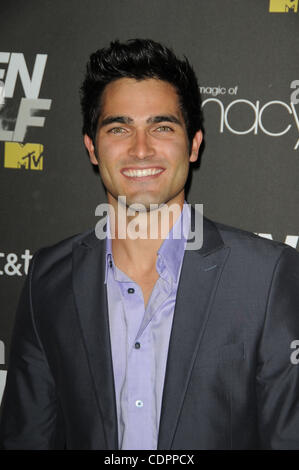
<box><xmin>99</xmin><ymin>114</ymin><xmax>183</xmax><ymax>128</ymax></box>
<box><xmin>99</xmin><ymin>116</ymin><xmax>133</xmax><ymax>128</ymax></box>
<box><xmin>146</xmin><ymin>115</ymin><xmax>182</xmax><ymax>126</ymax></box>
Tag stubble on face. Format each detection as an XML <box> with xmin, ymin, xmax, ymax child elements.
<box><xmin>92</xmin><ymin>78</ymin><xmax>195</xmax><ymax>213</ymax></box>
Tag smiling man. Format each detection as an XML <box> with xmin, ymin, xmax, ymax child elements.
<box><xmin>1</xmin><ymin>39</ymin><xmax>299</xmax><ymax>450</ymax></box>
<box><xmin>84</xmin><ymin>78</ymin><xmax>200</xmax><ymax>210</ymax></box>
<box><xmin>84</xmin><ymin>76</ymin><xmax>202</xmax><ymax>307</ymax></box>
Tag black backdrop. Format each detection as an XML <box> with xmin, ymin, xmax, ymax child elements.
<box><xmin>0</xmin><ymin>0</ymin><xmax>298</xmax><ymax>405</ymax></box>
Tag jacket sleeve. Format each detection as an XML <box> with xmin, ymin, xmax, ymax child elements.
<box><xmin>0</xmin><ymin>250</ymin><xmax>64</xmax><ymax>449</ymax></box>
<box><xmin>256</xmin><ymin>245</ymin><xmax>299</xmax><ymax>449</ymax></box>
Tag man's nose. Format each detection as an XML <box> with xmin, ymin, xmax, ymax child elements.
<box><xmin>128</xmin><ymin>129</ymin><xmax>155</xmax><ymax>159</ymax></box>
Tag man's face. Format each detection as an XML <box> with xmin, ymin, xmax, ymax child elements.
<box><xmin>84</xmin><ymin>77</ymin><xmax>202</xmax><ymax>210</ymax></box>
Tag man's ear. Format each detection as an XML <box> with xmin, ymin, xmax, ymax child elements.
<box><xmin>189</xmin><ymin>129</ymin><xmax>203</xmax><ymax>163</ymax></box>
<box><xmin>84</xmin><ymin>134</ymin><xmax>98</xmax><ymax>165</ymax></box>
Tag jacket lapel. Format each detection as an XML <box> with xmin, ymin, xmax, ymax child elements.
<box><xmin>157</xmin><ymin>209</ymin><xmax>230</xmax><ymax>449</ymax></box>
<box><xmin>72</xmin><ymin>230</ymin><xmax>118</xmax><ymax>450</ymax></box>
<box><xmin>71</xmin><ymin>207</ymin><xmax>230</xmax><ymax>451</ymax></box>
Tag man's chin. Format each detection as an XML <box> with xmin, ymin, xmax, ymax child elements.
<box><xmin>117</xmin><ymin>195</ymin><xmax>167</xmax><ymax>213</ymax></box>
<box><xmin>131</xmin><ymin>201</ymin><xmax>171</xmax><ymax>214</ymax></box>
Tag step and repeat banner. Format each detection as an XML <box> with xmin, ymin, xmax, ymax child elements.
<box><xmin>0</xmin><ymin>0</ymin><xmax>298</xmax><ymax>405</ymax></box>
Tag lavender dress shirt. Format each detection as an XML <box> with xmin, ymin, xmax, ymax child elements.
<box><xmin>104</xmin><ymin>202</ymin><xmax>190</xmax><ymax>450</ymax></box>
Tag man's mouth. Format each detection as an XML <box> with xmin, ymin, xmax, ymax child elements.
<box><xmin>121</xmin><ymin>167</ymin><xmax>165</xmax><ymax>178</ymax></box>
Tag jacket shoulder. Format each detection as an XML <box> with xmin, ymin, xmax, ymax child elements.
<box><xmin>207</xmin><ymin>216</ymin><xmax>298</xmax><ymax>261</ymax></box>
<box><xmin>30</xmin><ymin>228</ymin><xmax>98</xmax><ymax>276</ymax></box>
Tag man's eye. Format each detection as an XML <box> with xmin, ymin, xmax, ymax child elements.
<box><xmin>156</xmin><ymin>126</ymin><xmax>173</xmax><ymax>132</ymax></box>
<box><xmin>108</xmin><ymin>127</ymin><xmax>126</xmax><ymax>134</ymax></box>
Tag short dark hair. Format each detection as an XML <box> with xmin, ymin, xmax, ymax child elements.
<box><xmin>80</xmin><ymin>38</ymin><xmax>203</xmax><ymax>152</ymax></box>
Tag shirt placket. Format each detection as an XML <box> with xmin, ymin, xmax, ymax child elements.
<box><xmin>119</xmin><ymin>280</ymin><xmax>156</xmax><ymax>450</ymax></box>
<box><xmin>113</xmin><ymin>255</ymin><xmax>173</xmax><ymax>450</ymax></box>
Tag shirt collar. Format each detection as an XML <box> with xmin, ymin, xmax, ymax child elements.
<box><xmin>104</xmin><ymin>201</ymin><xmax>190</xmax><ymax>284</ymax></box>
<box><xmin>157</xmin><ymin>201</ymin><xmax>190</xmax><ymax>284</ymax></box>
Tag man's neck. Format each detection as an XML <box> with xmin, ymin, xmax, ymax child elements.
<box><xmin>108</xmin><ymin>196</ymin><xmax>185</xmax><ymax>275</ymax></box>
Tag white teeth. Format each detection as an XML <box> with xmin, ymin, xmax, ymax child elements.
<box><xmin>123</xmin><ymin>168</ymin><xmax>163</xmax><ymax>177</ymax></box>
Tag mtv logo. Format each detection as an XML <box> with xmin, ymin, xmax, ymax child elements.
<box><xmin>269</xmin><ymin>0</ymin><xmax>298</xmax><ymax>12</ymax></box>
<box><xmin>4</xmin><ymin>142</ymin><xmax>44</xmax><ymax>170</ymax></box>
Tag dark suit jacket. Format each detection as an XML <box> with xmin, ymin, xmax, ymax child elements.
<box><xmin>1</xmin><ymin>209</ymin><xmax>299</xmax><ymax>449</ymax></box>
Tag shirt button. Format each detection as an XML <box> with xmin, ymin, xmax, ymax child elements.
<box><xmin>136</xmin><ymin>400</ymin><xmax>143</xmax><ymax>408</ymax></box>
<box><xmin>135</xmin><ymin>342</ymin><xmax>141</xmax><ymax>349</ymax></box>
<box><xmin>128</xmin><ymin>288</ymin><xmax>135</xmax><ymax>294</ymax></box>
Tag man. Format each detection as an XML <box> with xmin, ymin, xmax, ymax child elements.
<box><xmin>1</xmin><ymin>38</ymin><xmax>299</xmax><ymax>450</ymax></box>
